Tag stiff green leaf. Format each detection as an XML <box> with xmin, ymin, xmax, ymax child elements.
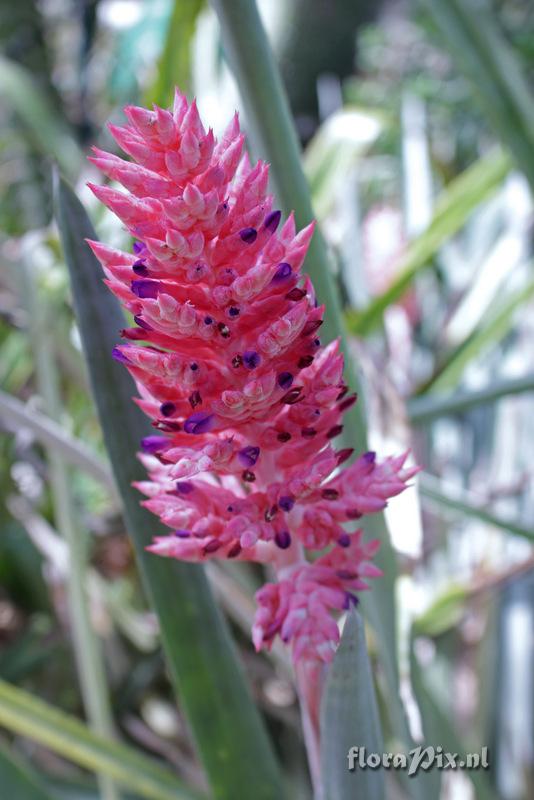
<box><xmin>210</xmin><ymin>7</ymin><xmax>424</xmax><ymax>797</ymax></box>
<box><xmin>408</xmin><ymin>373</ymin><xmax>534</xmax><ymax>424</ymax></box>
<box><xmin>0</xmin><ymin>744</ymin><xmax>55</xmax><ymax>800</ymax></box>
<box><xmin>420</xmin><ymin>275</ymin><xmax>534</xmax><ymax>394</ymax></box>
<box><xmin>320</xmin><ymin>611</ymin><xmax>385</xmax><ymax>800</ymax></box>
<box><xmin>54</xmin><ymin>175</ymin><xmax>286</xmax><ymax>800</ymax></box>
<box><xmin>421</xmin><ymin>0</ymin><xmax>534</xmax><ymax>191</ymax></box>
<box><xmin>145</xmin><ymin>0</ymin><xmax>204</xmax><ymax>104</ymax></box>
<box><xmin>0</xmin><ymin>57</ymin><xmax>81</xmax><ymax>180</ymax></box>
<box><xmin>0</xmin><ymin>679</ymin><xmax>202</xmax><ymax>800</ymax></box>
<box><xmin>413</xmin><ymin>585</ymin><xmax>468</xmax><ymax>638</ymax></box>
<box><xmin>345</xmin><ymin>149</ymin><xmax>511</xmax><ymax>336</ymax></box>
<box><xmin>419</xmin><ymin>473</ymin><xmax>534</xmax><ymax>543</ymax></box>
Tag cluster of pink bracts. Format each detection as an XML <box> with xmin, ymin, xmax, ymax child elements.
<box><xmin>88</xmin><ymin>90</ymin><xmax>417</xmax><ymax>666</ymax></box>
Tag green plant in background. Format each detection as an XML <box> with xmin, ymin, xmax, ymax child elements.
<box><xmin>1</xmin><ymin>0</ymin><xmax>534</xmax><ymax>798</ymax></box>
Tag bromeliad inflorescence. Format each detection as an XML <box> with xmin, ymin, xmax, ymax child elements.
<box><xmin>88</xmin><ymin>89</ymin><xmax>417</xmax><ymax>669</ymax></box>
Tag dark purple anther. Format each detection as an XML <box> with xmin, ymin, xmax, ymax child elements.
<box><xmin>243</xmin><ymin>350</ymin><xmax>260</xmax><ymax>370</ymax></box>
<box><xmin>337</xmin><ymin>533</ymin><xmax>351</xmax><ymax>548</ymax></box>
<box><xmin>301</xmin><ymin>319</ymin><xmax>323</xmax><ymax>337</ymax></box>
<box><xmin>133</xmin><ymin>241</ymin><xmax>146</xmax><ymax>255</ymax></box>
<box><xmin>176</xmin><ymin>481</ymin><xmax>194</xmax><ymax>494</ymax></box>
<box><xmin>141</xmin><ymin>435</ymin><xmax>168</xmax><ymax>453</ymax></box>
<box><xmin>218</xmin><ymin>323</ymin><xmax>230</xmax><ymax>338</ymax></box>
<box><xmin>277</xmin><ymin>372</ymin><xmax>293</xmax><ymax>390</ymax></box>
<box><xmin>228</xmin><ymin>306</ymin><xmax>240</xmax><ymax>317</ymax></box>
<box><xmin>338</xmin><ymin>393</ymin><xmax>357</xmax><ymax>412</ymax></box>
<box><xmin>275</xmin><ymin>530</ymin><xmax>291</xmax><ymax>549</ymax></box>
<box><xmin>160</xmin><ymin>401</ymin><xmax>176</xmax><ymax>417</ymax></box>
<box><xmin>363</xmin><ymin>451</ymin><xmax>376</xmax><ymax>464</ymax></box>
<box><xmin>183</xmin><ymin>411</ymin><xmax>214</xmax><ymax>434</ymax></box>
<box><xmin>277</xmin><ymin>431</ymin><xmax>291</xmax><ymax>443</ymax></box>
<box><xmin>278</xmin><ymin>496</ymin><xmax>295</xmax><ymax>512</ymax></box>
<box><xmin>327</xmin><ymin>424</ymin><xmax>344</xmax><ymax>439</ymax></box>
<box><xmin>232</xmin><ymin>354</ymin><xmax>243</xmax><ymax>368</ymax></box>
<box><xmin>239</xmin><ymin>227</ymin><xmax>257</xmax><ymax>244</ymax></box>
<box><xmin>133</xmin><ymin>260</ymin><xmax>149</xmax><ymax>276</ymax></box>
<box><xmin>112</xmin><ymin>346</ymin><xmax>130</xmax><ymax>364</ymax></box>
<box><xmin>189</xmin><ymin>391</ymin><xmax>202</xmax><ymax>408</ymax></box>
<box><xmin>322</xmin><ymin>488</ymin><xmax>339</xmax><ymax>500</ymax></box>
<box><xmin>204</xmin><ymin>538</ymin><xmax>222</xmax><ymax>554</ymax></box>
<box><xmin>238</xmin><ymin>446</ymin><xmax>260</xmax><ymax>468</ymax></box>
<box><xmin>264</xmin><ymin>210</ymin><xmax>281</xmax><ymax>232</ymax></box>
<box><xmin>242</xmin><ymin>470</ymin><xmax>256</xmax><ymax>482</ymax></box>
<box><xmin>336</xmin><ymin>448</ymin><xmax>354</xmax><ymax>465</ymax></box>
<box><xmin>131</xmin><ymin>279</ymin><xmax>161</xmax><ymax>299</ymax></box>
<box><xmin>227</xmin><ymin>541</ymin><xmax>242</xmax><ymax>558</ymax></box>
<box><xmin>133</xmin><ymin>315</ymin><xmax>153</xmax><ymax>331</ymax></box>
<box><xmin>285</xmin><ymin>287</ymin><xmax>307</xmax><ymax>301</ymax></box>
<box><xmin>336</xmin><ymin>569</ymin><xmax>357</xmax><ymax>581</ymax></box>
<box><xmin>271</xmin><ymin>262</ymin><xmax>292</xmax><ymax>284</ymax></box>
<box><xmin>280</xmin><ymin>387</ymin><xmax>303</xmax><ymax>405</ymax></box>
<box><xmin>298</xmin><ymin>355</ymin><xmax>314</xmax><ymax>369</ymax></box>
<box><xmin>174</xmin><ymin>529</ymin><xmax>191</xmax><ymax>538</ymax></box>
<box><xmin>204</xmin><ymin>315</ymin><xmax>213</xmax><ymax>325</ymax></box>
<box><xmin>301</xmin><ymin>428</ymin><xmax>317</xmax><ymax>438</ymax></box>
<box><xmin>190</xmin><ymin>362</ymin><xmax>199</xmax><ymax>371</ymax></box>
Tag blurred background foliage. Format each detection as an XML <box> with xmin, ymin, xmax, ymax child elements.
<box><xmin>0</xmin><ymin>1</ymin><xmax>533</xmax><ymax>798</ymax></box>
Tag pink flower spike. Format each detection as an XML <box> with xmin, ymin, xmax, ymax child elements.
<box><xmin>90</xmin><ymin>89</ymin><xmax>418</xmax><ymax>671</ymax></box>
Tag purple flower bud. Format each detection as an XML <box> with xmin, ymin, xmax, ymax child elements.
<box><xmin>133</xmin><ymin>241</ymin><xmax>146</xmax><ymax>255</ymax></box>
<box><xmin>176</xmin><ymin>481</ymin><xmax>194</xmax><ymax>494</ymax></box>
<box><xmin>160</xmin><ymin>401</ymin><xmax>176</xmax><ymax>417</ymax></box>
<box><xmin>264</xmin><ymin>210</ymin><xmax>281</xmax><ymax>232</ymax></box>
<box><xmin>238</xmin><ymin>446</ymin><xmax>260</xmax><ymax>467</ymax></box>
<box><xmin>141</xmin><ymin>435</ymin><xmax>168</xmax><ymax>453</ymax></box>
<box><xmin>131</xmin><ymin>279</ymin><xmax>161</xmax><ymax>299</ymax></box>
<box><xmin>133</xmin><ymin>260</ymin><xmax>149</xmax><ymax>276</ymax></box>
<box><xmin>243</xmin><ymin>350</ymin><xmax>260</xmax><ymax>369</ymax></box>
<box><xmin>343</xmin><ymin>592</ymin><xmax>359</xmax><ymax>609</ymax></box>
<box><xmin>112</xmin><ymin>346</ymin><xmax>130</xmax><ymax>364</ymax></box>
<box><xmin>133</xmin><ymin>315</ymin><xmax>153</xmax><ymax>331</ymax></box>
<box><xmin>275</xmin><ymin>530</ymin><xmax>291</xmax><ymax>549</ymax></box>
<box><xmin>271</xmin><ymin>262</ymin><xmax>292</xmax><ymax>283</ymax></box>
<box><xmin>239</xmin><ymin>227</ymin><xmax>257</xmax><ymax>244</ymax></box>
<box><xmin>363</xmin><ymin>451</ymin><xmax>376</xmax><ymax>464</ymax></box>
<box><xmin>183</xmin><ymin>411</ymin><xmax>214</xmax><ymax>434</ymax></box>
<box><xmin>174</xmin><ymin>529</ymin><xmax>191</xmax><ymax>538</ymax></box>
<box><xmin>337</xmin><ymin>533</ymin><xmax>351</xmax><ymax>548</ymax></box>
<box><xmin>278</xmin><ymin>496</ymin><xmax>295</xmax><ymax>512</ymax></box>
<box><xmin>277</xmin><ymin>372</ymin><xmax>293</xmax><ymax>390</ymax></box>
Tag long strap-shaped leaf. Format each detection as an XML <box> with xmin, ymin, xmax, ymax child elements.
<box><xmin>55</xmin><ymin>175</ymin><xmax>286</xmax><ymax>800</ymax></box>
<box><xmin>209</xmin><ymin>5</ymin><xmax>424</xmax><ymax>797</ymax></box>
<box><xmin>320</xmin><ymin>611</ymin><xmax>384</xmax><ymax>800</ymax></box>
<box><xmin>0</xmin><ymin>678</ymin><xmax>201</xmax><ymax>800</ymax></box>
<box><xmin>421</xmin><ymin>0</ymin><xmax>534</xmax><ymax>192</ymax></box>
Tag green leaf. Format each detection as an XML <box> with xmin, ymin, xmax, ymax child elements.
<box><xmin>0</xmin><ymin>679</ymin><xmax>202</xmax><ymax>800</ymax></box>
<box><xmin>0</xmin><ymin>744</ymin><xmax>55</xmax><ymax>800</ymax></box>
<box><xmin>420</xmin><ymin>0</ymin><xmax>534</xmax><ymax>191</ymax></box>
<box><xmin>345</xmin><ymin>149</ymin><xmax>511</xmax><ymax>336</ymax></box>
<box><xmin>413</xmin><ymin>585</ymin><xmax>468</xmax><ymax>638</ymax></box>
<box><xmin>145</xmin><ymin>0</ymin><xmax>204</xmax><ymax>105</ymax></box>
<box><xmin>419</xmin><ymin>472</ymin><xmax>534</xmax><ymax>542</ymax></box>
<box><xmin>408</xmin><ymin>373</ymin><xmax>534</xmax><ymax>424</ymax></box>
<box><xmin>0</xmin><ymin>56</ymin><xmax>82</xmax><ymax>180</ymax></box>
<box><xmin>54</xmin><ymin>175</ymin><xmax>285</xmax><ymax>800</ymax></box>
<box><xmin>320</xmin><ymin>611</ymin><xmax>385</xmax><ymax>800</ymax></box>
<box><xmin>419</xmin><ymin>275</ymin><xmax>534</xmax><ymax>394</ymax></box>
